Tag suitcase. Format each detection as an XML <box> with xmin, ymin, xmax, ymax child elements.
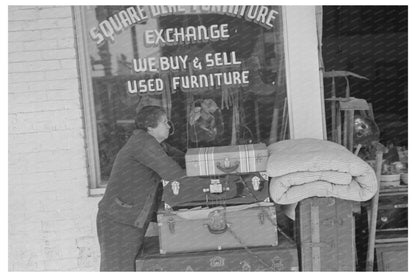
<box><xmin>185</xmin><ymin>143</ymin><xmax>268</xmax><ymax>176</ymax></box>
<box><xmin>136</xmin><ymin>236</ymin><xmax>299</xmax><ymax>271</ymax></box>
<box><xmin>296</xmin><ymin>197</ymin><xmax>356</xmax><ymax>271</ymax></box>
<box><xmin>162</xmin><ymin>172</ymin><xmax>270</xmax><ymax>209</ymax></box>
<box><xmin>157</xmin><ymin>203</ymin><xmax>278</xmax><ymax>254</ymax></box>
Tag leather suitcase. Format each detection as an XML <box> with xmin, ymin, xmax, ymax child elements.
<box><xmin>296</xmin><ymin>197</ymin><xmax>356</xmax><ymax>271</ymax></box>
<box><xmin>162</xmin><ymin>172</ymin><xmax>270</xmax><ymax>209</ymax></box>
<box><xmin>185</xmin><ymin>143</ymin><xmax>268</xmax><ymax>176</ymax></box>
<box><xmin>157</xmin><ymin>203</ymin><xmax>278</xmax><ymax>254</ymax></box>
<box><xmin>136</xmin><ymin>236</ymin><xmax>299</xmax><ymax>271</ymax></box>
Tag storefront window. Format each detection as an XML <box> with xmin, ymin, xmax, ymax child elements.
<box><xmin>75</xmin><ymin>6</ymin><xmax>289</xmax><ymax>187</ymax></box>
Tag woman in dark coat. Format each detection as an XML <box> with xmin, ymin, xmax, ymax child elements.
<box><xmin>96</xmin><ymin>106</ymin><xmax>186</xmax><ymax>271</ymax></box>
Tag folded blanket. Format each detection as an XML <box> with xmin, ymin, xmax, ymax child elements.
<box><xmin>267</xmin><ymin>138</ymin><xmax>378</xmax><ymax>208</ymax></box>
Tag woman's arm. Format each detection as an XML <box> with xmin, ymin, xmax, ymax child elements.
<box><xmin>161</xmin><ymin>142</ymin><xmax>186</xmax><ymax>168</ymax></box>
<box><xmin>133</xmin><ymin>134</ymin><xmax>186</xmax><ymax>181</ymax></box>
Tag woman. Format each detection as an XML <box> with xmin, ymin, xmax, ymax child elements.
<box><xmin>96</xmin><ymin>106</ymin><xmax>186</xmax><ymax>271</ymax></box>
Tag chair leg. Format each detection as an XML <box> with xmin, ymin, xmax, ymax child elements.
<box><xmin>366</xmin><ymin>151</ymin><xmax>383</xmax><ymax>271</ymax></box>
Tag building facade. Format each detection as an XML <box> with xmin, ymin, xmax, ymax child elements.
<box><xmin>9</xmin><ymin>6</ymin><xmax>101</xmax><ymax>270</ymax></box>
<box><xmin>8</xmin><ymin>6</ymin><xmax>323</xmax><ymax>271</ymax></box>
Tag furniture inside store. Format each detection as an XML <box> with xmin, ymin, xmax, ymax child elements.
<box><xmin>321</xmin><ymin>6</ymin><xmax>408</xmax><ymax>271</ymax></box>
<box><xmin>322</xmin><ymin>75</ymin><xmax>407</xmax><ymax>272</ymax></box>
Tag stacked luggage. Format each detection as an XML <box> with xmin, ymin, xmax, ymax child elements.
<box><xmin>136</xmin><ymin>143</ymin><xmax>299</xmax><ymax>271</ymax></box>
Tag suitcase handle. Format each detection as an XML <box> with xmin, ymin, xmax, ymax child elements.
<box><xmin>207</xmin><ymin>209</ymin><xmax>228</xmax><ymax>234</ymax></box>
<box><xmin>216</xmin><ymin>161</ymin><xmax>240</xmax><ymax>173</ymax></box>
<box><xmin>207</xmin><ymin>223</ymin><xmax>228</xmax><ymax>234</ymax></box>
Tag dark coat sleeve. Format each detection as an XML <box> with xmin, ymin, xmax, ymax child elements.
<box><xmin>134</xmin><ymin>137</ymin><xmax>186</xmax><ymax>181</ymax></box>
<box><xmin>161</xmin><ymin>142</ymin><xmax>186</xmax><ymax>169</ymax></box>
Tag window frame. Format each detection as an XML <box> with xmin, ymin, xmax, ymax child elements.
<box><xmin>74</xmin><ymin>7</ymin><xmax>106</xmax><ymax>195</ymax></box>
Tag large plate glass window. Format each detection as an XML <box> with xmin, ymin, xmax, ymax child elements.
<box><xmin>76</xmin><ymin>6</ymin><xmax>289</xmax><ymax>188</ymax></box>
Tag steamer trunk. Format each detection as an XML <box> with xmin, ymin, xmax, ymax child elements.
<box><xmin>136</xmin><ymin>236</ymin><xmax>299</xmax><ymax>271</ymax></box>
<box><xmin>162</xmin><ymin>173</ymin><xmax>270</xmax><ymax>209</ymax></box>
<box><xmin>157</xmin><ymin>203</ymin><xmax>278</xmax><ymax>254</ymax></box>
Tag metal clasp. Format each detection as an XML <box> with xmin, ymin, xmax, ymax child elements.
<box><xmin>258</xmin><ymin>211</ymin><xmax>265</xmax><ymax>225</ymax></box>
<box><xmin>167</xmin><ymin>217</ymin><xmax>175</xmax><ymax>234</ymax></box>
<box><xmin>252</xmin><ymin>176</ymin><xmax>260</xmax><ymax>191</ymax></box>
<box><xmin>171</xmin><ymin>181</ymin><xmax>180</xmax><ymax>195</ymax></box>
<box><xmin>202</xmin><ymin>179</ymin><xmax>230</xmax><ymax>194</ymax></box>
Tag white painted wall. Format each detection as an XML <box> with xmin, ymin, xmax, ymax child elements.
<box><xmin>8</xmin><ymin>6</ymin><xmax>100</xmax><ymax>271</ymax></box>
<box><xmin>283</xmin><ymin>6</ymin><xmax>325</xmax><ymax>139</ymax></box>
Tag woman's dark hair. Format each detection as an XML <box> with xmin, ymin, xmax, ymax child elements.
<box><xmin>135</xmin><ymin>106</ymin><xmax>166</xmax><ymax>131</ymax></box>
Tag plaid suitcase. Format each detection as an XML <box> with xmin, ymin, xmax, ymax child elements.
<box><xmin>162</xmin><ymin>173</ymin><xmax>270</xmax><ymax>209</ymax></box>
<box><xmin>136</xmin><ymin>236</ymin><xmax>299</xmax><ymax>271</ymax></box>
<box><xmin>296</xmin><ymin>197</ymin><xmax>356</xmax><ymax>271</ymax></box>
<box><xmin>185</xmin><ymin>144</ymin><xmax>268</xmax><ymax>176</ymax></box>
<box><xmin>157</xmin><ymin>203</ymin><xmax>278</xmax><ymax>254</ymax></box>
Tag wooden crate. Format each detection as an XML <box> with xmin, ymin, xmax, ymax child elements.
<box><xmin>296</xmin><ymin>197</ymin><xmax>356</xmax><ymax>271</ymax></box>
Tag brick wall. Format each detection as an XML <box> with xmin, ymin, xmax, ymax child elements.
<box><xmin>8</xmin><ymin>6</ymin><xmax>101</xmax><ymax>271</ymax></box>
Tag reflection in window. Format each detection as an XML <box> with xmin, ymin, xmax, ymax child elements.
<box><xmin>82</xmin><ymin>6</ymin><xmax>289</xmax><ymax>184</ymax></box>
